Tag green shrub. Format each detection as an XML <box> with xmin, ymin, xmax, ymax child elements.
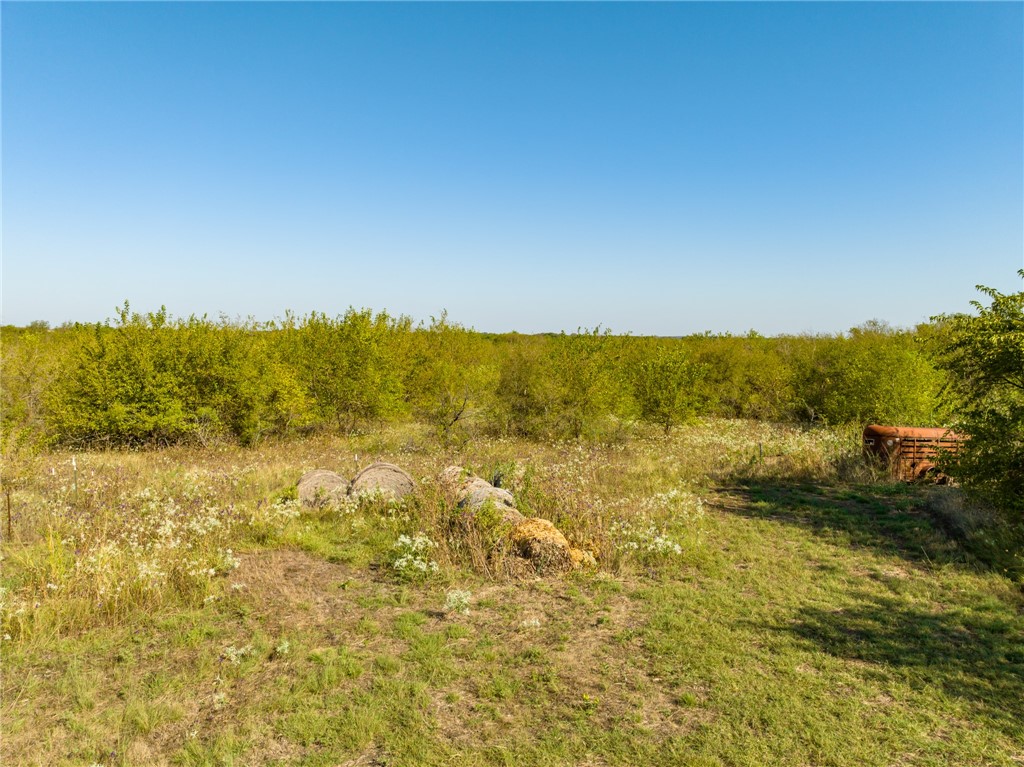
<box><xmin>929</xmin><ymin>274</ymin><xmax>1024</xmax><ymax>525</ymax></box>
<box><xmin>46</xmin><ymin>306</ymin><xmax>194</xmax><ymax>446</ymax></box>
<box><xmin>0</xmin><ymin>323</ymin><xmax>69</xmax><ymax>438</ymax></box>
<box><xmin>3</xmin><ymin>300</ymin><xmax>964</xmax><ymax>449</ymax></box>
<box><xmin>45</xmin><ymin>304</ymin><xmax>308</xmax><ymax>447</ymax></box>
<box><xmin>792</xmin><ymin>323</ymin><xmax>945</xmax><ymax>426</ymax></box>
<box><xmin>400</xmin><ymin>313</ymin><xmax>496</xmax><ymax>442</ymax></box>
<box><xmin>285</xmin><ymin>309</ymin><xmax>404</xmax><ymax>432</ymax></box>
<box><xmin>548</xmin><ymin>328</ymin><xmax>631</xmax><ymax>439</ymax></box>
<box><xmin>627</xmin><ymin>340</ymin><xmax>706</xmax><ymax>433</ymax></box>
<box><xmin>689</xmin><ymin>333</ymin><xmax>794</xmax><ymax>421</ymax></box>
<box><xmin>491</xmin><ymin>337</ymin><xmax>558</xmax><ymax>438</ymax></box>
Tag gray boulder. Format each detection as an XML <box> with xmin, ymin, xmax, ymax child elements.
<box><xmin>349</xmin><ymin>462</ymin><xmax>416</xmax><ymax>500</ymax></box>
<box><xmin>440</xmin><ymin>466</ymin><xmax>524</xmax><ymax>526</ymax></box>
<box><xmin>297</xmin><ymin>469</ymin><xmax>349</xmax><ymax>507</ymax></box>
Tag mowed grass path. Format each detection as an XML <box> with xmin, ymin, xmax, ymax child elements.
<box><xmin>2</xmin><ymin>437</ymin><xmax>1022</xmax><ymax>765</ymax></box>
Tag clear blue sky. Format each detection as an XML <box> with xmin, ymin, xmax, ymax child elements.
<box><xmin>2</xmin><ymin>2</ymin><xmax>1022</xmax><ymax>334</ymax></box>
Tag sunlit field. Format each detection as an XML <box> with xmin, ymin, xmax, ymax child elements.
<box><xmin>5</xmin><ymin>2</ymin><xmax>1023</xmax><ymax>764</ymax></box>
<box><xmin>3</xmin><ymin>420</ymin><xmax>1021</xmax><ymax>766</ymax></box>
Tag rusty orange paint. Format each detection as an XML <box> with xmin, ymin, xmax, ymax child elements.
<box><xmin>863</xmin><ymin>424</ymin><xmax>964</xmax><ymax>481</ymax></box>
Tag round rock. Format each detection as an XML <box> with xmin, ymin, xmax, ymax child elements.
<box><xmin>297</xmin><ymin>470</ymin><xmax>349</xmax><ymax>507</ymax></box>
<box><xmin>439</xmin><ymin>465</ymin><xmax>467</xmax><ymax>493</ymax></box>
<box><xmin>349</xmin><ymin>462</ymin><xmax>416</xmax><ymax>500</ymax></box>
<box><xmin>442</xmin><ymin>468</ymin><xmax>524</xmax><ymax>526</ymax></box>
<box><xmin>459</xmin><ymin>477</ymin><xmax>517</xmax><ymax>511</ymax></box>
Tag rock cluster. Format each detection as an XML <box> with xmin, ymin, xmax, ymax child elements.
<box><xmin>440</xmin><ymin>466</ymin><xmax>523</xmax><ymax>526</ymax></box>
<box><xmin>440</xmin><ymin>466</ymin><xmax>594</xmax><ymax>572</ymax></box>
<box><xmin>297</xmin><ymin>462</ymin><xmax>416</xmax><ymax>506</ymax></box>
<box><xmin>297</xmin><ymin>462</ymin><xmax>594</xmax><ymax>573</ymax></box>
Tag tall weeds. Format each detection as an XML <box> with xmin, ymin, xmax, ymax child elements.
<box><xmin>1</xmin><ymin>421</ymin><xmax>866</xmax><ymax>639</ymax></box>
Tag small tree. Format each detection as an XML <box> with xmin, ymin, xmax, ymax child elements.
<box><xmin>549</xmin><ymin>328</ymin><xmax>625</xmax><ymax>439</ymax></box>
<box><xmin>790</xmin><ymin>323</ymin><xmax>946</xmax><ymax>426</ymax></box>
<box><xmin>691</xmin><ymin>333</ymin><xmax>794</xmax><ymax>420</ymax></box>
<box><xmin>1</xmin><ymin>322</ymin><xmax>65</xmax><ymax>437</ymax></box>
<box><xmin>492</xmin><ymin>337</ymin><xmax>558</xmax><ymax>438</ymax></box>
<box><xmin>46</xmin><ymin>304</ymin><xmax>193</xmax><ymax>446</ymax></box>
<box><xmin>46</xmin><ymin>304</ymin><xmax>309</xmax><ymax>447</ymax></box>
<box><xmin>929</xmin><ymin>274</ymin><xmax>1024</xmax><ymax>522</ymax></box>
<box><xmin>294</xmin><ymin>309</ymin><xmax>403</xmax><ymax>432</ymax></box>
<box><xmin>402</xmin><ymin>312</ymin><xmax>495</xmax><ymax>442</ymax></box>
<box><xmin>629</xmin><ymin>342</ymin><xmax>706</xmax><ymax>433</ymax></box>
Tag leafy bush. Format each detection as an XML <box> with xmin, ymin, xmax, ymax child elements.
<box><xmin>46</xmin><ymin>306</ymin><xmax>195</xmax><ymax>446</ymax></box>
<box><xmin>45</xmin><ymin>304</ymin><xmax>307</xmax><ymax>447</ymax></box>
<box><xmin>792</xmin><ymin>323</ymin><xmax>945</xmax><ymax>426</ymax></box>
<box><xmin>400</xmin><ymin>312</ymin><xmax>496</xmax><ymax>442</ymax></box>
<box><xmin>547</xmin><ymin>328</ymin><xmax>631</xmax><ymax>439</ymax></box>
<box><xmin>284</xmin><ymin>309</ymin><xmax>404</xmax><ymax>433</ymax></box>
<box><xmin>627</xmin><ymin>341</ymin><xmax>706</xmax><ymax>433</ymax></box>
<box><xmin>0</xmin><ymin>324</ymin><xmax>70</xmax><ymax>438</ymax></box>
<box><xmin>689</xmin><ymin>333</ymin><xmax>794</xmax><ymax>421</ymax></box>
<box><xmin>491</xmin><ymin>337</ymin><xmax>559</xmax><ymax>438</ymax></box>
<box><xmin>4</xmin><ymin>299</ymin><xmax>963</xmax><ymax>447</ymax></box>
<box><xmin>929</xmin><ymin>274</ymin><xmax>1024</xmax><ymax>525</ymax></box>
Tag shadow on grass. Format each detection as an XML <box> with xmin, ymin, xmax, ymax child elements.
<box><xmin>716</xmin><ymin>481</ymin><xmax>971</xmax><ymax>567</ymax></box>
<box><xmin>780</xmin><ymin>589</ymin><xmax>1024</xmax><ymax>739</ymax></box>
<box><xmin>722</xmin><ymin>480</ymin><xmax>1024</xmax><ymax>738</ymax></box>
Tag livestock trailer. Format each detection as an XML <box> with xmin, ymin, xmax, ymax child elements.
<box><xmin>862</xmin><ymin>424</ymin><xmax>963</xmax><ymax>481</ymax></box>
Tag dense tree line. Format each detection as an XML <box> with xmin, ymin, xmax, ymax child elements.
<box><xmin>2</xmin><ymin>301</ymin><xmax>952</xmax><ymax>448</ymax></box>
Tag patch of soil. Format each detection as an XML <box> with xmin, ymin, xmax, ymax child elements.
<box><xmin>233</xmin><ymin>548</ymin><xmax>358</xmax><ymax>629</ymax></box>
<box><xmin>427</xmin><ymin>578</ymin><xmax>703</xmax><ymax>747</ymax></box>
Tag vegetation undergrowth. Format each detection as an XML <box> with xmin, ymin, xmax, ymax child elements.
<box><xmin>2</xmin><ymin>420</ymin><xmax>1021</xmax><ymax>766</ymax></box>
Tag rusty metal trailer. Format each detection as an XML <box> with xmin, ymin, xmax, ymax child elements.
<box><xmin>862</xmin><ymin>424</ymin><xmax>963</xmax><ymax>481</ymax></box>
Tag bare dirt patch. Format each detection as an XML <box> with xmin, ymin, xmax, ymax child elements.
<box><xmin>232</xmin><ymin>549</ymin><xmax>696</xmax><ymax>753</ymax></box>
<box><xmin>233</xmin><ymin>548</ymin><xmax>358</xmax><ymax>628</ymax></box>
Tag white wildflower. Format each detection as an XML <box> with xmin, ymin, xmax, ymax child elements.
<box><xmin>222</xmin><ymin>644</ymin><xmax>254</xmax><ymax>666</ymax></box>
<box><xmin>391</xmin><ymin>533</ymin><xmax>440</xmax><ymax>580</ymax></box>
<box><xmin>444</xmin><ymin>589</ymin><xmax>472</xmax><ymax>616</ymax></box>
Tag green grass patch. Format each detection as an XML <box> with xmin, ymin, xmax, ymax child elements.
<box><xmin>2</xmin><ymin>426</ymin><xmax>1021</xmax><ymax>765</ymax></box>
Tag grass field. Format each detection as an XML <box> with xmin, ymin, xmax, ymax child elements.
<box><xmin>2</xmin><ymin>420</ymin><xmax>1021</xmax><ymax>766</ymax></box>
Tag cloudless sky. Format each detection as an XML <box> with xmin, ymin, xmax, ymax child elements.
<box><xmin>2</xmin><ymin>2</ymin><xmax>1022</xmax><ymax>334</ymax></box>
